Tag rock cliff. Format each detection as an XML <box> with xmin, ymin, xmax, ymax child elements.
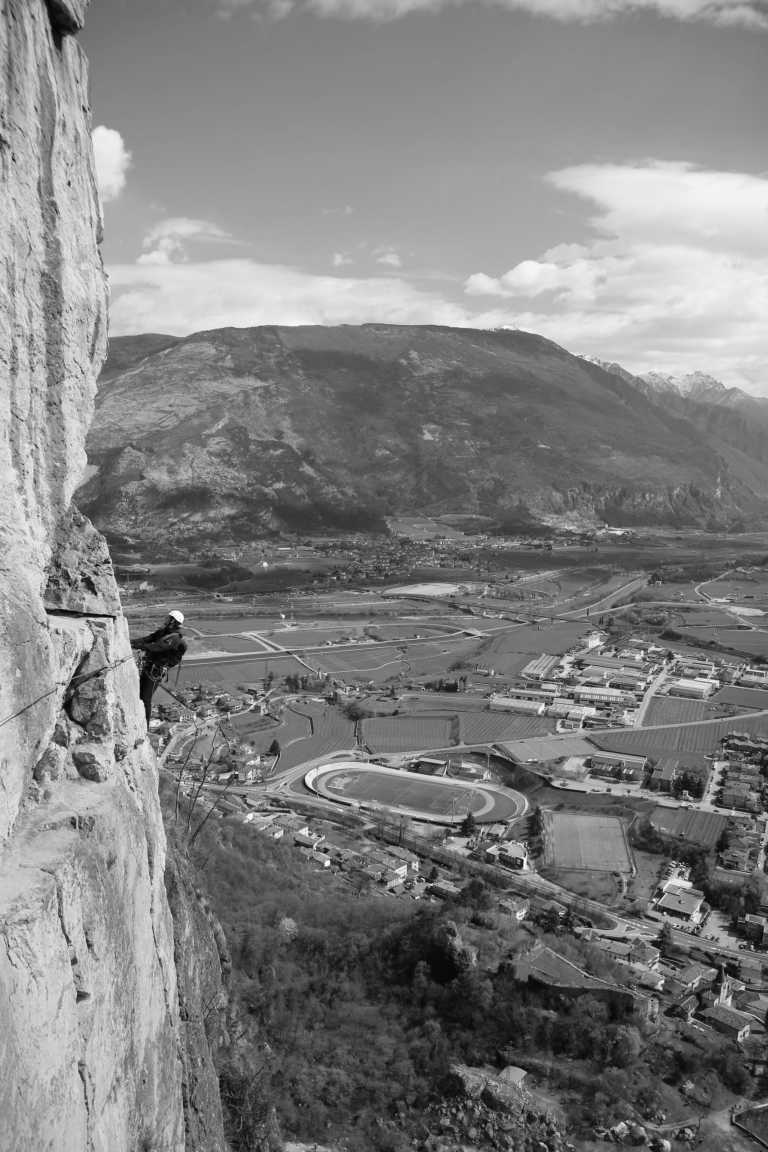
<box><xmin>0</xmin><ymin>3</ymin><xmax>226</xmax><ymax>1148</ymax></box>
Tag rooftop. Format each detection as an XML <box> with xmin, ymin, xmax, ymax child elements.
<box><xmin>657</xmin><ymin>886</ymin><xmax>705</xmax><ymax>917</ymax></box>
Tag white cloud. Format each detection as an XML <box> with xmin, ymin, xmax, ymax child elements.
<box><xmin>92</xmin><ymin>126</ymin><xmax>131</xmax><ymax>203</ymax></box>
<box><xmin>108</xmin><ymin>257</ymin><xmax>468</xmax><ymax>336</ymax></box>
<box><xmin>332</xmin><ymin>252</ymin><xmax>354</xmax><ymax>267</ymax></box>
<box><xmin>375</xmin><ymin>250</ymin><xmax>403</xmax><ymax>268</ymax></box>
<box><xmin>137</xmin><ymin>217</ymin><xmax>235</xmax><ymax>265</ymax></box>
<box><xmin>464</xmin><ymin>161</ymin><xmax>768</xmax><ymax>392</ymax></box>
<box><xmin>215</xmin><ymin>0</ymin><xmax>768</xmax><ymax>27</ymax></box>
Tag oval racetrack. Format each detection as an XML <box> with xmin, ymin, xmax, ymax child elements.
<box><xmin>306</xmin><ymin>761</ymin><xmax>527</xmax><ymax>825</ymax></box>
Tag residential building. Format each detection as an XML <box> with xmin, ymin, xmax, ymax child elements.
<box><xmin>609</xmin><ymin>674</ymin><xmax>648</xmax><ymax>692</ymax></box>
<box><xmin>676</xmin><ymin>962</ymin><xmax>718</xmax><ymax>993</ymax></box>
<box><xmin>386</xmin><ymin>845</ymin><xmax>420</xmax><ymax>874</ymax></box>
<box><xmin>547</xmin><ymin>701</ymin><xmax>598</xmax><ymax>720</ymax></box>
<box><xmin>486</xmin><ymin>841</ymin><xmax>529</xmax><ymax>869</ymax></box>
<box><xmin>498</xmin><ymin>897</ymin><xmax>529</xmax><ymax>921</ymax></box>
<box><xmin>297</xmin><ymin>846</ymin><xmax>330</xmax><ymax>868</ymax></box>
<box><xmin>655</xmin><ymin>884</ymin><xmax>706</xmax><ymax>925</ymax></box>
<box><xmin>699</xmin><ymin>1005</ymin><xmax>751</xmax><ymax>1042</ymax></box>
<box><xmin>520</xmin><ymin>654</ymin><xmax>559</xmax><ymax>680</ymax></box>
<box><xmin>572</xmin><ymin>686</ymin><xmax>633</xmax><ymax>706</ymax></box>
<box><xmin>650</xmin><ymin>758</ymin><xmax>679</xmax><ymax>792</ymax></box>
<box><xmin>294</xmin><ymin>830</ymin><xmax>326</xmax><ymax>850</ymax></box>
<box><xmin>489</xmin><ymin>695</ymin><xmax>545</xmax><ymax>716</ymax></box>
<box><xmin>590</xmin><ymin>751</ymin><xmax>647</xmax><ymax>775</ymax></box>
<box><xmin>428</xmin><ymin>879</ymin><xmax>461</xmax><ymax>900</ymax></box>
<box><xmin>742</xmin><ymin>914</ymin><xmax>768</xmax><ymax>943</ymax></box>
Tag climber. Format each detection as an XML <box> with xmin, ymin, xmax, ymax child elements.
<box><xmin>131</xmin><ymin>610</ymin><xmax>187</xmax><ymax>725</ymax></box>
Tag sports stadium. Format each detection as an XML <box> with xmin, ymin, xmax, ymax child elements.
<box><xmin>305</xmin><ymin>761</ymin><xmax>526</xmax><ymax>826</ymax></box>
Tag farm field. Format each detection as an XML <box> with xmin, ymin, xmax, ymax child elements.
<box><xmin>643</xmin><ymin>697</ymin><xmax>708</xmax><ymax>726</ymax></box>
<box><xmin>501</xmin><ymin>735</ymin><xmax>597</xmax><ymax>762</ymax></box>
<box><xmin>361</xmin><ymin>715</ymin><xmax>453</xmax><ymax>753</ymax></box>
<box><xmin>592</xmin><ymin>713</ymin><xmax>768</xmax><ymax>758</ymax></box>
<box><xmin>311</xmin><ymin>764</ymin><xmax>524</xmax><ymax>822</ymax></box>
<box><xmin>714</xmin><ymin>686</ymin><xmax>768</xmax><ymax>709</ymax></box>
<box><xmin>712</xmin><ymin>628</ymin><xmax>768</xmax><ymax>655</ymax></box>
<box><xmin>187</xmin><ymin>615</ymin><xmax>295</xmax><ymax>634</ymax></box>
<box><xmin>480</xmin><ymin>651</ymin><xmax>538</xmax><ymax>677</ymax></box>
<box><xmin>699</xmin><ymin>572</ymin><xmax>768</xmax><ymax>603</ymax></box>
<box><xmin>309</xmin><ymin>637</ymin><xmax>486</xmax><ymax>683</ymax></box>
<box><xmin>674</xmin><ymin>608</ymin><xmax>739</xmax><ymax>628</ymax></box>
<box><xmin>267</xmin><ymin>625</ymin><xmax>373</xmax><ymax>645</ymax></box>
<box><xmin>363</xmin><ymin>622</ymin><xmax>457</xmax><ymax>640</ymax></box>
<box><xmin>649</xmin><ymin>806</ymin><xmax>728</xmax><ymax>848</ymax></box>
<box><xmin>181</xmin><ymin>653</ymin><xmax>308</xmax><ymax>687</ymax></box>
<box><xmin>400</xmin><ymin>639</ymin><xmax>486</xmax><ymax>679</ymax></box>
<box><xmin>484</xmin><ymin>621</ymin><xmax>589</xmax><ymax>656</ymax></box>
<box><xmin>460</xmin><ymin>712</ymin><xmax>555</xmax><ymax>743</ymax></box>
<box><xmin>541</xmin><ymin>869</ymin><xmax>619</xmax><ymax>904</ymax></box>
<box><xmin>402</xmin><ymin>693</ymin><xmax>496</xmax><ymax>712</ymax></box>
<box><xmin>230</xmin><ymin>705</ymin><xmax>310</xmax><ymax>748</ymax></box>
<box><xmin>543</xmin><ymin>810</ymin><xmax>631</xmax><ymax>872</ymax></box>
<box><xmin>311</xmin><ymin>644</ymin><xmax>407</xmax><ymax>678</ymax></box>
<box><xmin>187</xmin><ymin>635</ymin><xmax>271</xmax><ymax>655</ymax></box>
<box><xmin>275</xmin><ymin>703</ymin><xmax>357</xmax><ymax>770</ymax></box>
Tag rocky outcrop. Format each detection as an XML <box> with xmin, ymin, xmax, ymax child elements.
<box><xmin>165</xmin><ymin>850</ymin><xmax>230</xmax><ymax>1152</ymax></box>
<box><xmin>0</xmin><ymin>3</ymin><xmax>226</xmax><ymax>1148</ymax></box>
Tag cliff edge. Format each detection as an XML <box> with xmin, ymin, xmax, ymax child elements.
<box><xmin>0</xmin><ymin>4</ymin><xmax>225</xmax><ymax>1148</ymax></box>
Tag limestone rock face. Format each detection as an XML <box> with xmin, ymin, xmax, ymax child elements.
<box><xmin>45</xmin><ymin>506</ymin><xmax>122</xmax><ymax>617</ymax></box>
<box><xmin>1</xmin><ymin>0</ymin><xmax>106</xmax><ymax>843</ymax></box>
<box><xmin>0</xmin><ymin>3</ymin><xmax>225</xmax><ymax>1148</ymax></box>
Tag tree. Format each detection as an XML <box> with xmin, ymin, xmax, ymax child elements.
<box><xmin>460</xmin><ymin>812</ymin><xmax>477</xmax><ymax>838</ymax></box>
<box><xmin>658</xmin><ymin>920</ymin><xmax>674</xmax><ymax>955</ymax></box>
<box><xmin>268</xmin><ymin>738</ymin><xmax>281</xmax><ymax>757</ymax></box>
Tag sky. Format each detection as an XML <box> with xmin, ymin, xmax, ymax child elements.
<box><xmin>83</xmin><ymin>0</ymin><xmax>768</xmax><ymax>391</ymax></box>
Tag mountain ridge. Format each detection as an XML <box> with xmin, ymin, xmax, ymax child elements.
<box><xmin>80</xmin><ymin>324</ymin><xmax>768</xmax><ymax>548</ymax></box>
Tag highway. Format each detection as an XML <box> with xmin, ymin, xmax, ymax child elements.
<box><xmin>556</xmin><ymin>575</ymin><xmax>648</xmax><ymax>620</ymax></box>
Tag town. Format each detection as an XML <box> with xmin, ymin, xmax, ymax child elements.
<box><xmin>125</xmin><ymin>549</ymin><xmax>768</xmax><ymax>1137</ymax></box>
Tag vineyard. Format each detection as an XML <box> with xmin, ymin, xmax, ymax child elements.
<box><xmin>276</xmin><ymin>702</ymin><xmax>357</xmax><ymax>770</ymax></box>
<box><xmin>643</xmin><ymin>697</ymin><xmax>708</xmax><ymax>726</ymax></box>
<box><xmin>714</xmin><ymin>686</ymin><xmax>768</xmax><ymax>709</ymax></box>
<box><xmin>592</xmin><ymin>713</ymin><xmax>768</xmax><ymax>757</ymax></box>
<box><xmin>476</xmin><ymin>621</ymin><xmax>589</xmax><ymax>675</ymax></box>
<box><xmin>459</xmin><ymin>712</ymin><xmax>555</xmax><ymax>743</ymax></box>
<box><xmin>182</xmin><ymin>652</ymin><xmax>308</xmax><ymax>687</ymax></box>
<box><xmin>649</xmin><ymin>806</ymin><xmax>727</xmax><ymax>849</ymax></box>
<box><xmin>361</xmin><ymin>715</ymin><xmax>453</xmax><ymax>753</ymax></box>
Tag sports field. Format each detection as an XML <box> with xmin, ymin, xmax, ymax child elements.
<box><xmin>543</xmin><ymin>811</ymin><xmax>631</xmax><ymax>872</ymax></box>
<box><xmin>308</xmin><ymin>762</ymin><xmax>525</xmax><ymax>823</ymax></box>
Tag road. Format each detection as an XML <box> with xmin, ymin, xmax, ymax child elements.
<box><xmin>557</xmin><ymin>575</ymin><xmax>648</xmax><ymax>620</ymax></box>
<box><xmin>634</xmin><ymin>666</ymin><xmax>670</xmax><ymax>726</ymax></box>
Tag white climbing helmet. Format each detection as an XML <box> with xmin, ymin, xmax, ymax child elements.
<box><xmin>168</xmin><ymin>610</ymin><xmax>185</xmax><ymax>624</ymax></box>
